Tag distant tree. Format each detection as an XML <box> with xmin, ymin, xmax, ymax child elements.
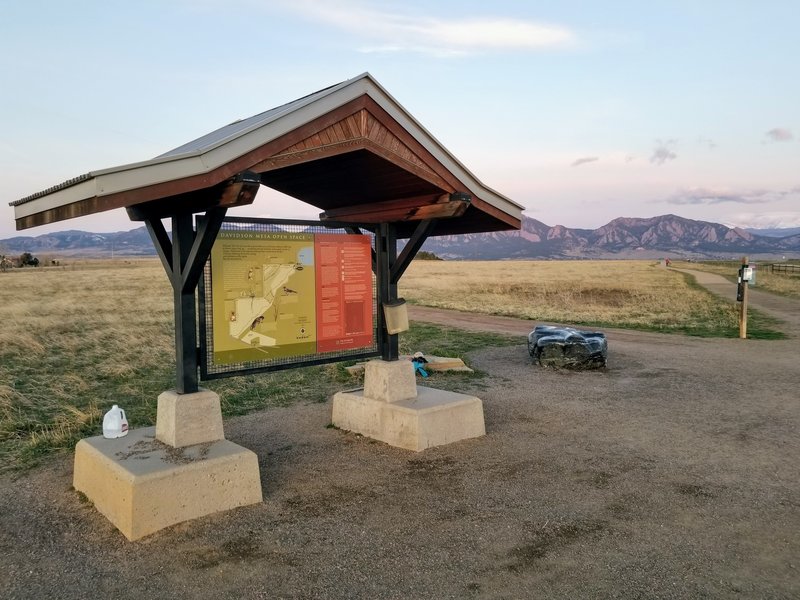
<box><xmin>0</xmin><ymin>255</ymin><xmax>10</xmax><ymax>272</ymax></box>
<box><xmin>19</xmin><ymin>252</ymin><xmax>39</xmax><ymax>267</ymax></box>
<box><xmin>414</xmin><ymin>251</ymin><xmax>443</xmax><ymax>261</ymax></box>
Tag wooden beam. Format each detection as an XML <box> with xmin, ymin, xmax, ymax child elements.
<box><xmin>181</xmin><ymin>208</ymin><xmax>227</xmax><ymax>294</ymax></box>
<box><xmin>144</xmin><ymin>217</ymin><xmax>173</xmax><ymax>276</ymax></box>
<box><xmin>375</xmin><ymin>223</ymin><xmax>399</xmax><ymax>361</ymax></box>
<box><xmin>250</xmin><ymin>139</ymin><xmax>365</xmax><ymax>173</ymax></box>
<box><xmin>390</xmin><ymin>219</ymin><xmax>437</xmax><ymax>284</ymax></box>
<box><xmin>218</xmin><ymin>172</ymin><xmax>261</xmax><ymax>207</ymax></box>
<box><xmin>322</xmin><ymin>193</ymin><xmax>444</xmax><ymax>219</ymax></box>
<box><xmin>326</xmin><ymin>200</ymin><xmax>467</xmax><ymax>224</ymax></box>
<box><xmin>127</xmin><ymin>171</ymin><xmax>259</xmax><ymax>221</ymax></box>
<box><xmin>320</xmin><ymin>193</ymin><xmax>469</xmax><ymax>224</ymax></box>
<box><xmin>171</xmin><ymin>213</ymin><xmax>199</xmax><ymax>393</ymax></box>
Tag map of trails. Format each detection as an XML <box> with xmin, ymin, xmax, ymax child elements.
<box><xmin>210</xmin><ymin>231</ymin><xmax>317</xmax><ymax>364</ymax></box>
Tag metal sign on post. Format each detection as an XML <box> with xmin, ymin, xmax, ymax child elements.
<box><xmin>737</xmin><ymin>255</ymin><xmax>750</xmax><ymax>339</ymax></box>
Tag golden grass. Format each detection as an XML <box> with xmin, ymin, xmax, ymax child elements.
<box><xmin>400</xmin><ymin>259</ymin><xmax>738</xmax><ymax>331</ymax></box>
<box><xmin>0</xmin><ymin>260</ymin><xmax>174</xmax><ymax>464</ymax></box>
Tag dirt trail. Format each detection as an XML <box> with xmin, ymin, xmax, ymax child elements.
<box><xmin>674</xmin><ymin>268</ymin><xmax>800</xmax><ymax>337</ymax></box>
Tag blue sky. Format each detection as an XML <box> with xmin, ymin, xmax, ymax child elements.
<box><xmin>2</xmin><ymin>0</ymin><xmax>798</xmax><ymax>239</ymax></box>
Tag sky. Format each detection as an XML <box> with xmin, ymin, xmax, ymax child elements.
<box><xmin>1</xmin><ymin>0</ymin><xmax>799</xmax><ymax>240</ymax></box>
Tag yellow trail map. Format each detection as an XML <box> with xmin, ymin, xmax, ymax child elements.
<box><xmin>210</xmin><ymin>232</ymin><xmax>316</xmax><ymax>364</ymax></box>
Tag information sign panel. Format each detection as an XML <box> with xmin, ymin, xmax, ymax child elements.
<box><xmin>200</xmin><ymin>219</ymin><xmax>378</xmax><ymax>379</ymax></box>
<box><xmin>315</xmin><ymin>233</ymin><xmax>374</xmax><ymax>353</ymax></box>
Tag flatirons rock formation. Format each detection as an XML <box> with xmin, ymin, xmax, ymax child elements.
<box><xmin>421</xmin><ymin>214</ymin><xmax>800</xmax><ymax>260</ymax></box>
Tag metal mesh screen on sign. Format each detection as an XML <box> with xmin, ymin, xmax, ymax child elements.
<box><xmin>199</xmin><ymin>218</ymin><xmax>379</xmax><ymax>379</ymax></box>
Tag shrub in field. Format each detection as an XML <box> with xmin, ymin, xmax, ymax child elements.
<box><xmin>18</xmin><ymin>252</ymin><xmax>40</xmax><ymax>267</ymax></box>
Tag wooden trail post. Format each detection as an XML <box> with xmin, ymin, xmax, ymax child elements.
<box><xmin>738</xmin><ymin>255</ymin><xmax>749</xmax><ymax>339</ymax></box>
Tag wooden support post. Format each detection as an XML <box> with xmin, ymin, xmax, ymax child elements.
<box><xmin>739</xmin><ymin>255</ymin><xmax>749</xmax><ymax>339</ymax></box>
<box><xmin>142</xmin><ymin>208</ymin><xmax>228</xmax><ymax>394</ymax></box>
<box><xmin>375</xmin><ymin>222</ymin><xmax>399</xmax><ymax>361</ymax></box>
<box><xmin>172</xmin><ymin>213</ymin><xmax>199</xmax><ymax>393</ymax></box>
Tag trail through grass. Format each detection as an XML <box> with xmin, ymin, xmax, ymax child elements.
<box><xmin>671</xmin><ymin>259</ymin><xmax>800</xmax><ymax>299</ymax></box>
<box><xmin>400</xmin><ymin>260</ymin><xmax>784</xmax><ymax>338</ymax></box>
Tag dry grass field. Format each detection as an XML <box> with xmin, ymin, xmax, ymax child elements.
<box><xmin>0</xmin><ymin>260</ymin><xmax>174</xmax><ymax>467</ymax></box>
<box><xmin>401</xmin><ymin>259</ymin><xmax>748</xmax><ymax>334</ymax></box>
<box><xmin>0</xmin><ymin>257</ymin><xmax>783</xmax><ymax>471</ymax></box>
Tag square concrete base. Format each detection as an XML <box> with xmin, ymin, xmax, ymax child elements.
<box><xmin>364</xmin><ymin>359</ymin><xmax>417</xmax><ymax>402</ymax></box>
<box><xmin>73</xmin><ymin>427</ymin><xmax>262</xmax><ymax>541</ymax></box>
<box><xmin>331</xmin><ymin>386</ymin><xmax>485</xmax><ymax>451</ymax></box>
<box><xmin>156</xmin><ymin>388</ymin><xmax>225</xmax><ymax>448</ymax></box>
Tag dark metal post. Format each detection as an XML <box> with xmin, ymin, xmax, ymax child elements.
<box><xmin>376</xmin><ymin>222</ymin><xmax>400</xmax><ymax>361</ymax></box>
<box><xmin>386</xmin><ymin>223</ymin><xmax>399</xmax><ymax>361</ymax></box>
<box><xmin>172</xmin><ymin>213</ymin><xmax>199</xmax><ymax>393</ymax></box>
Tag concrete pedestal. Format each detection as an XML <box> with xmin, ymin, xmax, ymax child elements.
<box><xmin>73</xmin><ymin>427</ymin><xmax>262</xmax><ymax>540</ymax></box>
<box><xmin>331</xmin><ymin>359</ymin><xmax>485</xmax><ymax>451</ymax></box>
<box><xmin>156</xmin><ymin>388</ymin><xmax>225</xmax><ymax>447</ymax></box>
<box><xmin>364</xmin><ymin>358</ymin><xmax>418</xmax><ymax>402</ymax></box>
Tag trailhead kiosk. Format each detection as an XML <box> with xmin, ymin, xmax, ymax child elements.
<box><xmin>10</xmin><ymin>73</ymin><xmax>522</xmax><ymax>539</ymax></box>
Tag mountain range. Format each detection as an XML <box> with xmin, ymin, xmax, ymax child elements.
<box><xmin>1</xmin><ymin>214</ymin><xmax>798</xmax><ymax>260</ymax></box>
<box><xmin>420</xmin><ymin>214</ymin><xmax>800</xmax><ymax>260</ymax></box>
<box><xmin>0</xmin><ymin>227</ymin><xmax>154</xmax><ymax>258</ymax></box>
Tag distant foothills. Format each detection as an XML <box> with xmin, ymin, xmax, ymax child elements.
<box><xmin>1</xmin><ymin>214</ymin><xmax>799</xmax><ymax>260</ymax></box>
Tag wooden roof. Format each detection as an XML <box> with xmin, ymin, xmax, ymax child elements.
<box><xmin>10</xmin><ymin>73</ymin><xmax>522</xmax><ymax>237</ymax></box>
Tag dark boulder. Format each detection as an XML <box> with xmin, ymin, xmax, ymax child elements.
<box><xmin>528</xmin><ymin>326</ymin><xmax>607</xmax><ymax>369</ymax></box>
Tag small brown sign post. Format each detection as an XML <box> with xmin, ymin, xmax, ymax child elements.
<box><xmin>738</xmin><ymin>255</ymin><xmax>749</xmax><ymax>339</ymax></box>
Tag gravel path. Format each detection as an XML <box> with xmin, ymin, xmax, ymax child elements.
<box><xmin>1</xmin><ymin>273</ymin><xmax>798</xmax><ymax>599</ymax></box>
<box><xmin>673</xmin><ymin>268</ymin><xmax>800</xmax><ymax>337</ymax></box>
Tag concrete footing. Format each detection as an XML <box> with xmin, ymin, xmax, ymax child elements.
<box><xmin>156</xmin><ymin>388</ymin><xmax>225</xmax><ymax>447</ymax></box>
<box><xmin>364</xmin><ymin>358</ymin><xmax>418</xmax><ymax>403</ymax></box>
<box><xmin>331</xmin><ymin>359</ymin><xmax>485</xmax><ymax>451</ymax></box>
<box><xmin>73</xmin><ymin>426</ymin><xmax>262</xmax><ymax>540</ymax></box>
<box><xmin>74</xmin><ymin>389</ymin><xmax>262</xmax><ymax>540</ymax></box>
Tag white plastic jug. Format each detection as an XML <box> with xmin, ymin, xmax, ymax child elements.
<box><xmin>102</xmin><ymin>404</ymin><xmax>129</xmax><ymax>439</ymax></box>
